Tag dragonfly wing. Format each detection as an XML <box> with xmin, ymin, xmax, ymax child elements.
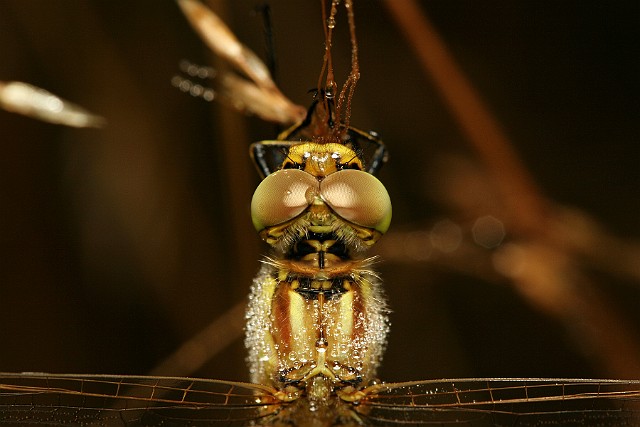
<box><xmin>0</xmin><ymin>373</ymin><xmax>283</xmax><ymax>426</ymax></box>
<box><xmin>2</xmin><ymin>375</ymin><xmax>639</xmax><ymax>426</ymax></box>
<box><xmin>354</xmin><ymin>378</ymin><xmax>640</xmax><ymax>426</ymax></box>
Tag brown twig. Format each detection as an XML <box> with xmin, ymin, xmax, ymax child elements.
<box><xmin>383</xmin><ymin>0</ymin><xmax>640</xmax><ymax>378</ymax></box>
<box><xmin>383</xmin><ymin>0</ymin><xmax>549</xmax><ymax>235</ymax></box>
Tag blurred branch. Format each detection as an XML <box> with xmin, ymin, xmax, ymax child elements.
<box><xmin>383</xmin><ymin>0</ymin><xmax>548</xmax><ymax>235</ymax></box>
<box><xmin>0</xmin><ymin>80</ymin><xmax>105</xmax><ymax>127</ymax></box>
<box><xmin>384</xmin><ymin>0</ymin><xmax>640</xmax><ymax>378</ymax></box>
<box><xmin>150</xmin><ymin>300</ymin><xmax>245</xmax><ymax>376</ymax></box>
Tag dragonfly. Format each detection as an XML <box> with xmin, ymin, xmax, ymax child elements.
<box><xmin>1</xmin><ymin>1</ymin><xmax>638</xmax><ymax>426</ymax></box>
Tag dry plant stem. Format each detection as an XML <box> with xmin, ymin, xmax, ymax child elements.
<box><xmin>383</xmin><ymin>0</ymin><xmax>548</xmax><ymax>236</ymax></box>
<box><xmin>318</xmin><ymin>0</ymin><xmax>360</xmax><ymax>135</ymax></box>
<box><xmin>205</xmin><ymin>0</ymin><xmax>259</xmax><ymax>286</ymax></box>
<box><xmin>497</xmin><ymin>242</ymin><xmax>640</xmax><ymax>378</ymax></box>
<box><xmin>562</xmin><ymin>282</ymin><xmax>640</xmax><ymax>377</ymax></box>
<box><xmin>178</xmin><ymin>0</ymin><xmax>305</xmax><ymax>124</ymax></box>
<box><xmin>317</xmin><ymin>0</ymin><xmax>332</xmax><ymax>93</ymax></box>
<box><xmin>177</xmin><ymin>0</ymin><xmax>275</xmax><ymax>90</ymax></box>
<box><xmin>551</xmin><ymin>207</ymin><xmax>640</xmax><ymax>283</ymax></box>
<box><xmin>8</xmin><ymin>2</ymin><xmax>205</xmax><ymax>312</ymax></box>
<box><xmin>385</xmin><ymin>0</ymin><xmax>640</xmax><ymax>378</ymax></box>
<box><xmin>317</xmin><ymin>0</ymin><xmax>339</xmax><ymax>129</ymax></box>
<box><xmin>335</xmin><ymin>0</ymin><xmax>359</xmax><ymax>132</ymax></box>
<box><xmin>151</xmin><ymin>1</ymin><xmax>261</xmax><ymax>377</ymax></box>
<box><xmin>385</xmin><ymin>0</ymin><xmax>640</xmax><ymax>284</ymax></box>
<box><xmin>0</xmin><ymin>81</ymin><xmax>105</xmax><ymax>128</ymax></box>
<box><xmin>150</xmin><ymin>300</ymin><xmax>246</xmax><ymax>376</ymax></box>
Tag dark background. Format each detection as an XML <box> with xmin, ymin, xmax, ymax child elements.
<box><xmin>0</xmin><ymin>1</ymin><xmax>638</xmax><ymax>384</ymax></box>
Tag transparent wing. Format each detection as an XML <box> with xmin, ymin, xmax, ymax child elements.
<box><xmin>0</xmin><ymin>373</ymin><xmax>283</xmax><ymax>426</ymax></box>
<box><xmin>1</xmin><ymin>374</ymin><xmax>638</xmax><ymax>426</ymax></box>
<box><xmin>356</xmin><ymin>378</ymin><xmax>640</xmax><ymax>426</ymax></box>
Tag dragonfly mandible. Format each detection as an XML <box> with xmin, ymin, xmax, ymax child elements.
<box><xmin>1</xmin><ymin>1</ymin><xmax>639</xmax><ymax>426</ymax></box>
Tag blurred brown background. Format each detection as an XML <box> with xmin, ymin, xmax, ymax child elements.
<box><xmin>0</xmin><ymin>0</ymin><xmax>638</xmax><ymax>385</ymax></box>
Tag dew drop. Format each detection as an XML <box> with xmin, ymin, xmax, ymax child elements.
<box><xmin>187</xmin><ymin>63</ymin><xmax>199</xmax><ymax>76</ymax></box>
<box><xmin>189</xmin><ymin>84</ymin><xmax>204</xmax><ymax>97</ymax></box>
<box><xmin>325</xmin><ymin>86</ymin><xmax>335</xmax><ymax>99</ymax></box>
<box><xmin>170</xmin><ymin>76</ymin><xmax>182</xmax><ymax>87</ymax></box>
<box><xmin>472</xmin><ymin>215</ymin><xmax>505</xmax><ymax>248</ymax></box>
<box><xmin>202</xmin><ymin>89</ymin><xmax>215</xmax><ymax>102</ymax></box>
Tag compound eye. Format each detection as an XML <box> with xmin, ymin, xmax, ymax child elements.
<box><xmin>320</xmin><ymin>169</ymin><xmax>392</xmax><ymax>233</ymax></box>
<box><xmin>251</xmin><ymin>169</ymin><xmax>317</xmax><ymax>231</ymax></box>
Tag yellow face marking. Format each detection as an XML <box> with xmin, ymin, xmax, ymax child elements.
<box><xmin>284</xmin><ymin>143</ymin><xmax>363</xmax><ymax>177</ymax></box>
